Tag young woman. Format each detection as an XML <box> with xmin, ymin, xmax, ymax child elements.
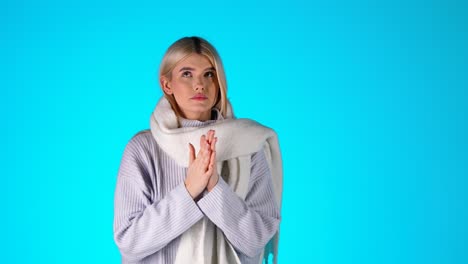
<box><xmin>113</xmin><ymin>36</ymin><xmax>283</xmax><ymax>264</ymax></box>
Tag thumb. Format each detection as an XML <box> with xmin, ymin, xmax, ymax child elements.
<box><xmin>188</xmin><ymin>143</ymin><xmax>195</xmax><ymax>165</ymax></box>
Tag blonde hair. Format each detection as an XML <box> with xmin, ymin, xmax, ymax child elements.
<box><xmin>159</xmin><ymin>36</ymin><xmax>228</xmax><ymax>119</ymax></box>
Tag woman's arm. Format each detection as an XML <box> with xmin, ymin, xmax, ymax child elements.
<box><xmin>113</xmin><ymin>136</ymin><xmax>204</xmax><ymax>262</ymax></box>
<box><xmin>196</xmin><ymin>150</ymin><xmax>281</xmax><ymax>258</ymax></box>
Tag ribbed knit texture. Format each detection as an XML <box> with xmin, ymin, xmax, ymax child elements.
<box><xmin>113</xmin><ymin>113</ymin><xmax>280</xmax><ymax>263</ymax></box>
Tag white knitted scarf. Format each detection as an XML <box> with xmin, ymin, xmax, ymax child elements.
<box><xmin>149</xmin><ymin>96</ymin><xmax>283</xmax><ymax>264</ymax></box>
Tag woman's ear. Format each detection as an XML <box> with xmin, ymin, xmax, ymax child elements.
<box><xmin>160</xmin><ymin>76</ymin><xmax>173</xmax><ymax>95</ymax></box>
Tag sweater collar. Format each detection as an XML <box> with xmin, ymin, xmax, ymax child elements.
<box><xmin>178</xmin><ymin>108</ymin><xmax>224</xmax><ymax>128</ymax></box>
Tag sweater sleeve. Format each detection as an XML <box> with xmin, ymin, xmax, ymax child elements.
<box><xmin>196</xmin><ymin>150</ymin><xmax>281</xmax><ymax>258</ymax></box>
<box><xmin>113</xmin><ymin>135</ymin><xmax>204</xmax><ymax>262</ymax></box>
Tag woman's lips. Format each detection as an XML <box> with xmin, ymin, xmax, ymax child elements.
<box><xmin>191</xmin><ymin>94</ymin><xmax>208</xmax><ymax>100</ymax></box>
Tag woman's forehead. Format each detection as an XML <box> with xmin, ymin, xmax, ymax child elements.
<box><xmin>175</xmin><ymin>53</ymin><xmax>213</xmax><ymax>70</ymax></box>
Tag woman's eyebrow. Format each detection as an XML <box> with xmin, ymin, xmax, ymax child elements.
<box><xmin>179</xmin><ymin>67</ymin><xmax>215</xmax><ymax>72</ymax></box>
<box><xmin>179</xmin><ymin>67</ymin><xmax>195</xmax><ymax>72</ymax></box>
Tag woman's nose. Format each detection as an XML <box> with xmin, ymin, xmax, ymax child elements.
<box><xmin>194</xmin><ymin>77</ymin><xmax>204</xmax><ymax>91</ymax></box>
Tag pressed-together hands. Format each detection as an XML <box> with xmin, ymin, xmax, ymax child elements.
<box><xmin>185</xmin><ymin>130</ymin><xmax>219</xmax><ymax>199</ymax></box>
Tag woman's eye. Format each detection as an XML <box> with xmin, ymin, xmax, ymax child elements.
<box><xmin>205</xmin><ymin>71</ymin><xmax>215</xmax><ymax>78</ymax></box>
<box><xmin>182</xmin><ymin>71</ymin><xmax>192</xmax><ymax>77</ymax></box>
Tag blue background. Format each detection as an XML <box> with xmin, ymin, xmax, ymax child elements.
<box><xmin>2</xmin><ymin>0</ymin><xmax>467</xmax><ymax>263</ymax></box>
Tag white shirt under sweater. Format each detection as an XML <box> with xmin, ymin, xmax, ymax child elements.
<box><xmin>113</xmin><ymin>111</ymin><xmax>281</xmax><ymax>263</ymax></box>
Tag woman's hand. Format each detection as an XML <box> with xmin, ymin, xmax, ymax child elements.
<box><xmin>185</xmin><ymin>130</ymin><xmax>216</xmax><ymax>199</ymax></box>
<box><xmin>206</xmin><ymin>130</ymin><xmax>219</xmax><ymax>192</ymax></box>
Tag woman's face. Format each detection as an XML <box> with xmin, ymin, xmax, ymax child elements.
<box><xmin>161</xmin><ymin>53</ymin><xmax>218</xmax><ymax>121</ymax></box>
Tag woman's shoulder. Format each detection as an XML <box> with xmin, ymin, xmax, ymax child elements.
<box><xmin>124</xmin><ymin>129</ymin><xmax>156</xmax><ymax>153</ymax></box>
<box><xmin>132</xmin><ymin>129</ymin><xmax>152</xmax><ymax>140</ymax></box>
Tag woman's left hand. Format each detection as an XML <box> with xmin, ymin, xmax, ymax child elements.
<box><xmin>206</xmin><ymin>130</ymin><xmax>219</xmax><ymax>192</ymax></box>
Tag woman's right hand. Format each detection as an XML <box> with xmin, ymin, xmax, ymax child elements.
<box><xmin>185</xmin><ymin>130</ymin><xmax>216</xmax><ymax>199</ymax></box>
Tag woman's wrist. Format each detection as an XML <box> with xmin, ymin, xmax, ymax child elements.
<box><xmin>207</xmin><ymin>175</ymin><xmax>219</xmax><ymax>192</ymax></box>
<box><xmin>184</xmin><ymin>181</ymin><xmax>196</xmax><ymax>199</ymax></box>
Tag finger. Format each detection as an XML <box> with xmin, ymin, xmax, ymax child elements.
<box><xmin>188</xmin><ymin>143</ymin><xmax>195</xmax><ymax>165</ymax></box>
<box><xmin>205</xmin><ymin>163</ymin><xmax>213</xmax><ymax>177</ymax></box>
<box><xmin>209</xmin><ymin>150</ymin><xmax>216</xmax><ymax>167</ymax></box>
<box><xmin>198</xmin><ymin>135</ymin><xmax>206</xmax><ymax>156</ymax></box>
<box><xmin>211</xmin><ymin>130</ymin><xmax>216</xmax><ymax>143</ymax></box>
<box><xmin>205</xmin><ymin>151</ymin><xmax>215</xmax><ymax>176</ymax></box>
<box><xmin>202</xmin><ymin>148</ymin><xmax>211</xmax><ymax>167</ymax></box>
<box><xmin>199</xmin><ymin>135</ymin><xmax>205</xmax><ymax>149</ymax></box>
<box><xmin>207</xmin><ymin>130</ymin><xmax>214</xmax><ymax>144</ymax></box>
<box><xmin>211</xmin><ymin>137</ymin><xmax>217</xmax><ymax>151</ymax></box>
<box><xmin>205</xmin><ymin>133</ymin><xmax>211</xmax><ymax>149</ymax></box>
<box><xmin>205</xmin><ymin>130</ymin><xmax>210</xmax><ymax>144</ymax></box>
<box><xmin>203</xmin><ymin>134</ymin><xmax>210</xmax><ymax>152</ymax></box>
<box><xmin>202</xmin><ymin>138</ymin><xmax>210</xmax><ymax>156</ymax></box>
<box><xmin>213</xmin><ymin>147</ymin><xmax>217</xmax><ymax>169</ymax></box>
